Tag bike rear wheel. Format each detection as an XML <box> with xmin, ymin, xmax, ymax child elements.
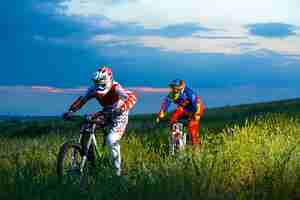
<box><xmin>57</xmin><ymin>141</ymin><xmax>88</xmax><ymax>185</ymax></box>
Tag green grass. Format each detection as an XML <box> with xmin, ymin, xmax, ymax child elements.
<box><xmin>1</xmin><ymin>98</ymin><xmax>300</xmax><ymax>199</ymax></box>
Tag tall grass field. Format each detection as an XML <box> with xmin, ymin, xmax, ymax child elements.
<box><xmin>1</xmin><ymin>98</ymin><xmax>300</xmax><ymax>200</ymax></box>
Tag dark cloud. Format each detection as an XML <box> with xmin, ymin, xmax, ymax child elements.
<box><xmin>145</xmin><ymin>23</ymin><xmax>211</xmax><ymax>38</ymax></box>
<box><xmin>1</xmin><ymin>0</ymin><xmax>104</xmax><ymax>87</ymax></box>
<box><xmin>246</xmin><ymin>23</ymin><xmax>298</xmax><ymax>38</ymax></box>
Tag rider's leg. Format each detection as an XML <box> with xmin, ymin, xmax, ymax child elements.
<box><xmin>189</xmin><ymin>96</ymin><xmax>204</xmax><ymax>146</ymax></box>
<box><xmin>106</xmin><ymin>111</ymin><xmax>128</xmax><ymax>176</ymax></box>
<box><xmin>187</xmin><ymin>118</ymin><xmax>199</xmax><ymax>145</ymax></box>
<box><xmin>109</xmin><ymin>142</ymin><xmax>121</xmax><ymax>174</ymax></box>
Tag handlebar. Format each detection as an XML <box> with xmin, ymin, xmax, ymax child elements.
<box><xmin>62</xmin><ymin>114</ymin><xmax>84</xmax><ymax>122</ymax></box>
<box><xmin>157</xmin><ymin>116</ymin><xmax>188</xmax><ymax>123</ymax></box>
<box><xmin>62</xmin><ymin>110</ymin><xmax>118</xmax><ymax>125</ymax></box>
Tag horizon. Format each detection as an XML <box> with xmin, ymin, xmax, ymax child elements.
<box><xmin>1</xmin><ymin>96</ymin><xmax>300</xmax><ymax>117</ymax></box>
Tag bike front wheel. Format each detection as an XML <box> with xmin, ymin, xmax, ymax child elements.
<box><xmin>57</xmin><ymin>141</ymin><xmax>87</xmax><ymax>184</ymax></box>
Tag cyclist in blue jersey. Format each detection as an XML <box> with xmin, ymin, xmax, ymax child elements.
<box><xmin>156</xmin><ymin>79</ymin><xmax>204</xmax><ymax>145</ymax></box>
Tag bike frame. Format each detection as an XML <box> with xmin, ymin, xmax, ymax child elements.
<box><xmin>76</xmin><ymin>122</ymin><xmax>104</xmax><ymax>173</ymax></box>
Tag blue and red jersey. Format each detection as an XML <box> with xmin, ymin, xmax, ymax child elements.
<box><xmin>159</xmin><ymin>86</ymin><xmax>204</xmax><ymax>114</ymax></box>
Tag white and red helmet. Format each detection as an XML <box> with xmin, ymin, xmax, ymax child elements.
<box><xmin>92</xmin><ymin>66</ymin><xmax>113</xmax><ymax>95</ymax></box>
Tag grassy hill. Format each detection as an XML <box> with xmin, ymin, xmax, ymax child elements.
<box><xmin>1</xmin><ymin>98</ymin><xmax>300</xmax><ymax>199</ymax></box>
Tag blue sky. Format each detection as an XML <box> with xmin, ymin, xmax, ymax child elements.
<box><xmin>1</xmin><ymin>0</ymin><xmax>300</xmax><ymax>115</ymax></box>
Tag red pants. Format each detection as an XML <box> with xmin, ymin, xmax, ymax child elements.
<box><xmin>169</xmin><ymin>108</ymin><xmax>200</xmax><ymax>145</ymax></box>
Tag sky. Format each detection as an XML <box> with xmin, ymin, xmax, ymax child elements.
<box><xmin>1</xmin><ymin>0</ymin><xmax>300</xmax><ymax>115</ymax></box>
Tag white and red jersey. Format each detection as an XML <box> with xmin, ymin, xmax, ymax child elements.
<box><xmin>69</xmin><ymin>81</ymin><xmax>136</xmax><ymax>113</ymax></box>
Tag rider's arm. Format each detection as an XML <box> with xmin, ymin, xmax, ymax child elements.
<box><xmin>158</xmin><ymin>95</ymin><xmax>172</xmax><ymax>119</ymax></box>
<box><xmin>68</xmin><ymin>87</ymin><xmax>95</xmax><ymax>112</ymax></box>
<box><xmin>185</xmin><ymin>88</ymin><xmax>197</xmax><ymax>108</ymax></box>
<box><xmin>185</xmin><ymin>88</ymin><xmax>204</xmax><ymax>119</ymax></box>
<box><xmin>194</xmin><ymin>96</ymin><xmax>204</xmax><ymax>119</ymax></box>
<box><xmin>115</xmin><ymin>84</ymin><xmax>137</xmax><ymax>111</ymax></box>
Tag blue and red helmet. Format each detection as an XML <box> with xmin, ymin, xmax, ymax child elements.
<box><xmin>168</xmin><ymin>79</ymin><xmax>185</xmax><ymax>100</ymax></box>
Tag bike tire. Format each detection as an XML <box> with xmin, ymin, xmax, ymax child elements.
<box><xmin>57</xmin><ymin>141</ymin><xmax>84</xmax><ymax>184</ymax></box>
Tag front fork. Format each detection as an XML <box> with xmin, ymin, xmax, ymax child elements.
<box><xmin>78</xmin><ymin>124</ymin><xmax>98</xmax><ymax>173</ymax></box>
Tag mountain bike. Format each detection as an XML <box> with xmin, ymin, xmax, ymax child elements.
<box><xmin>57</xmin><ymin>111</ymin><xmax>112</xmax><ymax>184</ymax></box>
<box><xmin>169</xmin><ymin>118</ymin><xmax>188</xmax><ymax>155</ymax></box>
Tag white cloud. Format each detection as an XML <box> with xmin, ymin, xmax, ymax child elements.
<box><xmin>137</xmin><ymin>26</ymin><xmax>300</xmax><ymax>55</ymax></box>
<box><xmin>90</xmin><ymin>34</ymin><xmax>126</xmax><ymax>43</ymax></box>
<box><xmin>254</xmin><ymin>36</ymin><xmax>300</xmax><ymax>55</ymax></box>
<box><xmin>58</xmin><ymin>0</ymin><xmax>300</xmax><ymax>28</ymax></box>
<box><xmin>77</xmin><ymin>17</ymin><xmax>117</xmax><ymax>30</ymax></box>
<box><xmin>138</xmin><ymin>36</ymin><xmax>244</xmax><ymax>54</ymax></box>
<box><xmin>45</xmin><ymin>0</ymin><xmax>300</xmax><ymax>55</ymax></box>
<box><xmin>33</xmin><ymin>30</ymin><xmax>300</xmax><ymax>56</ymax></box>
<box><xmin>88</xmin><ymin>34</ymin><xmax>138</xmax><ymax>48</ymax></box>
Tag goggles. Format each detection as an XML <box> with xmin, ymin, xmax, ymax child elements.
<box><xmin>93</xmin><ymin>79</ymin><xmax>106</xmax><ymax>91</ymax></box>
<box><xmin>170</xmin><ymin>86</ymin><xmax>182</xmax><ymax>94</ymax></box>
